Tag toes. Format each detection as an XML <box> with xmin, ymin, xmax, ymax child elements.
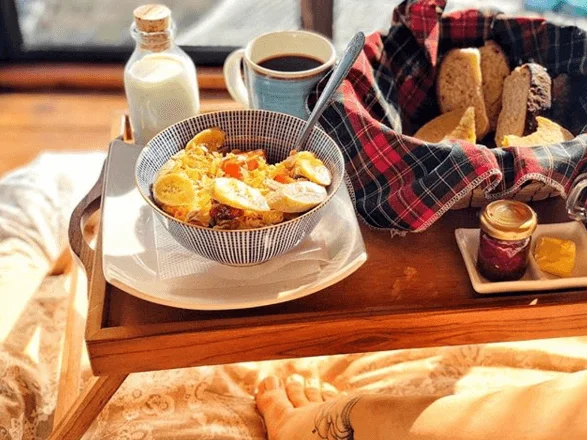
<box><xmin>256</xmin><ymin>375</ymin><xmax>292</xmax><ymax>419</ymax></box>
<box><xmin>286</xmin><ymin>374</ymin><xmax>310</xmax><ymax>407</ymax></box>
<box><xmin>321</xmin><ymin>382</ymin><xmax>339</xmax><ymax>401</ymax></box>
<box><xmin>259</xmin><ymin>375</ymin><xmax>282</xmax><ymax>393</ymax></box>
<box><xmin>305</xmin><ymin>377</ymin><xmax>323</xmax><ymax>402</ymax></box>
<box><xmin>257</xmin><ymin>378</ymin><xmax>267</xmax><ymax>394</ymax></box>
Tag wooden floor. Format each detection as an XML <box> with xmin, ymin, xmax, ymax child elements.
<box><xmin>0</xmin><ymin>89</ymin><xmax>238</xmax><ymax>176</ymax></box>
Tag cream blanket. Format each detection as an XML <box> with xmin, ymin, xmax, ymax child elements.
<box><xmin>1</xmin><ymin>153</ymin><xmax>586</xmax><ymax>439</ymax></box>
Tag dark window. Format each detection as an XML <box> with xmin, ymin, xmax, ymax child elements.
<box><xmin>1</xmin><ymin>0</ymin><xmax>584</xmax><ymax>64</ymax></box>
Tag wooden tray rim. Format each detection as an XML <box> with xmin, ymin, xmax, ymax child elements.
<box><xmin>78</xmin><ymin>143</ymin><xmax>587</xmax><ymax>376</ymax></box>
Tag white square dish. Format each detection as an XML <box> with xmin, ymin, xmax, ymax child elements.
<box><xmin>101</xmin><ymin>140</ymin><xmax>367</xmax><ymax>310</ymax></box>
<box><xmin>455</xmin><ymin>221</ymin><xmax>587</xmax><ymax>294</ymax></box>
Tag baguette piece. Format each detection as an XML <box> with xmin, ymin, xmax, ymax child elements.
<box><xmin>495</xmin><ymin>63</ymin><xmax>552</xmax><ymax>146</ymax></box>
<box><xmin>414</xmin><ymin>107</ymin><xmax>476</xmax><ymax>143</ymax></box>
<box><xmin>480</xmin><ymin>41</ymin><xmax>510</xmax><ymax>131</ymax></box>
<box><xmin>502</xmin><ymin>116</ymin><xmax>573</xmax><ymax>147</ymax></box>
<box><xmin>437</xmin><ymin>48</ymin><xmax>490</xmax><ymax>139</ymax></box>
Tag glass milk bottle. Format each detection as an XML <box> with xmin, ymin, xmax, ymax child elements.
<box><xmin>124</xmin><ymin>4</ymin><xmax>200</xmax><ymax>145</ymax></box>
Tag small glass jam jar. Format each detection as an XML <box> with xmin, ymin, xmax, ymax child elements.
<box><xmin>477</xmin><ymin>200</ymin><xmax>537</xmax><ymax>282</ymax></box>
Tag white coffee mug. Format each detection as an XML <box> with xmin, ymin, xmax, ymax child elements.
<box><xmin>223</xmin><ymin>30</ymin><xmax>335</xmax><ymax>119</ymax></box>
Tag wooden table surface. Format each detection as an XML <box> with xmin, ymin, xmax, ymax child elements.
<box><xmin>84</xmin><ymin>191</ymin><xmax>587</xmax><ymax>375</ymax></box>
<box><xmin>0</xmin><ymin>88</ymin><xmax>236</xmax><ymax>176</ymax></box>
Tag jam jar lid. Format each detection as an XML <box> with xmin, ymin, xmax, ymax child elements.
<box><xmin>480</xmin><ymin>200</ymin><xmax>537</xmax><ymax>241</ymax></box>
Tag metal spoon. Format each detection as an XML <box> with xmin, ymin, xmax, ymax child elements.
<box><xmin>294</xmin><ymin>31</ymin><xmax>366</xmax><ymax>151</ymax></box>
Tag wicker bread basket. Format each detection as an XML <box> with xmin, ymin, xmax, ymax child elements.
<box><xmin>313</xmin><ymin>0</ymin><xmax>587</xmax><ymax>231</ymax></box>
<box><xmin>451</xmin><ymin>182</ymin><xmax>559</xmax><ymax>209</ymax></box>
<box><xmin>428</xmin><ymin>5</ymin><xmax>585</xmax><ymax>210</ymax></box>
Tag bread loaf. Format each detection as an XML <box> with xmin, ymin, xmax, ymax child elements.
<box><xmin>414</xmin><ymin>107</ymin><xmax>476</xmax><ymax>144</ymax></box>
<box><xmin>550</xmin><ymin>73</ymin><xmax>572</xmax><ymax>125</ymax></box>
<box><xmin>495</xmin><ymin>63</ymin><xmax>552</xmax><ymax>146</ymax></box>
<box><xmin>437</xmin><ymin>48</ymin><xmax>490</xmax><ymax>139</ymax></box>
<box><xmin>502</xmin><ymin>116</ymin><xmax>573</xmax><ymax>147</ymax></box>
<box><xmin>480</xmin><ymin>41</ymin><xmax>510</xmax><ymax>131</ymax></box>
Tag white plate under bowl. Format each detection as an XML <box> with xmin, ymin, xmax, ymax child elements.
<box><xmin>101</xmin><ymin>140</ymin><xmax>367</xmax><ymax>310</ymax></box>
<box><xmin>455</xmin><ymin>222</ymin><xmax>587</xmax><ymax>294</ymax></box>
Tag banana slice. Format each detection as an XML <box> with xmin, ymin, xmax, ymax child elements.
<box><xmin>266</xmin><ymin>181</ymin><xmax>327</xmax><ymax>213</ymax></box>
<box><xmin>296</xmin><ymin>158</ymin><xmax>332</xmax><ymax>186</ymax></box>
<box><xmin>186</xmin><ymin>127</ymin><xmax>225</xmax><ymax>152</ymax></box>
<box><xmin>153</xmin><ymin>173</ymin><xmax>196</xmax><ymax>206</ymax></box>
<box><xmin>156</xmin><ymin>157</ymin><xmax>180</xmax><ymax>180</ymax></box>
<box><xmin>213</xmin><ymin>177</ymin><xmax>270</xmax><ymax>211</ymax></box>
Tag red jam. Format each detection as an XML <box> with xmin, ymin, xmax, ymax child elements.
<box><xmin>476</xmin><ymin>200</ymin><xmax>537</xmax><ymax>282</ymax></box>
<box><xmin>477</xmin><ymin>230</ymin><xmax>531</xmax><ymax>281</ymax></box>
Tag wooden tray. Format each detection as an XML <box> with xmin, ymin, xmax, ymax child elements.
<box><xmin>70</xmin><ymin>141</ymin><xmax>587</xmax><ymax>377</ymax></box>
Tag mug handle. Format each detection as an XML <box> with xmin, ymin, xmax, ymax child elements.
<box><xmin>223</xmin><ymin>49</ymin><xmax>250</xmax><ymax>108</ymax></box>
<box><xmin>567</xmin><ymin>173</ymin><xmax>587</xmax><ymax>221</ymax></box>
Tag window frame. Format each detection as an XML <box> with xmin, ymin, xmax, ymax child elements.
<box><xmin>0</xmin><ymin>0</ymin><xmax>332</xmax><ymax>65</ymax></box>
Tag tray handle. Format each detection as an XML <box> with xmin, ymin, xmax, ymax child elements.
<box><xmin>68</xmin><ymin>112</ymin><xmax>133</xmax><ymax>274</ymax></box>
<box><xmin>68</xmin><ymin>165</ymin><xmax>105</xmax><ymax>274</ymax></box>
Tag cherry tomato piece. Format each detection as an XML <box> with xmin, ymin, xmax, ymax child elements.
<box><xmin>274</xmin><ymin>174</ymin><xmax>293</xmax><ymax>184</ymax></box>
<box><xmin>222</xmin><ymin>160</ymin><xmax>242</xmax><ymax>179</ymax></box>
<box><xmin>247</xmin><ymin>159</ymin><xmax>259</xmax><ymax>171</ymax></box>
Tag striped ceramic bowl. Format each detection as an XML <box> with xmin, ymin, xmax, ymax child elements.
<box><xmin>135</xmin><ymin>110</ymin><xmax>345</xmax><ymax>266</ymax></box>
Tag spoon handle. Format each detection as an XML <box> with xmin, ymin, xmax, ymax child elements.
<box><xmin>296</xmin><ymin>31</ymin><xmax>366</xmax><ymax>150</ymax></box>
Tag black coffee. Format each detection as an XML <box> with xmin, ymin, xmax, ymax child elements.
<box><xmin>258</xmin><ymin>54</ymin><xmax>323</xmax><ymax>72</ymax></box>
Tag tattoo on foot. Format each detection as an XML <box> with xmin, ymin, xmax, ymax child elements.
<box><xmin>312</xmin><ymin>396</ymin><xmax>361</xmax><ymax>439</ymax></box>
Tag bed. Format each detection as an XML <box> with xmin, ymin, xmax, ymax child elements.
<box><xmin>1</xmin><ymin>152</ymin><xmax>586</xmax><ymax>439</ymax></box>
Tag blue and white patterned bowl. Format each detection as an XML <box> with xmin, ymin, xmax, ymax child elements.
<box><xmin>135</xmin><ymin>110</ymin><xmax>345</xmax><ymax>266</ymax></box>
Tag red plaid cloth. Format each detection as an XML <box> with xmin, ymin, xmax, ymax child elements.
<box><xmin>314</xmin><ymin>0</ymin><xmax>587</xmax><ymax>231</ymax></box>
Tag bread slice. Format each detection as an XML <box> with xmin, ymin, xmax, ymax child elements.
<box><xmin>502</xmin><ymin>116</ymin><xmax>573</xmax><ymax>147</ymax></box>
<box><xmin>495</xmin><ymin>63</ymin><xmax>552</xmax><ymax>146</ymax></box>
<box><xmin>414</xmin><ymin>107</ymin><xmax>476</xmax><ymax>143</ymax></box>
<box><xmin>480</xmin><ymin>41</ymin><xmax>510</xmax><ymax>131</ymax></box>
<box><xmin>437</xmin><ymin>48</ymin><xmax>490</xmax><ymax>139</ymax></box>
<box><xmin>445</xmin><ymin>107</ymin><xmax>476</xmax><ymax>143</ymax></box>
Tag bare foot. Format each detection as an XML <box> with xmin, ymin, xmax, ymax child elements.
<box><xmin>255</xmin><ymin>374</ymin><xmax>342</xmax><ymax>440</ymax></box>
<box><xmin>257</xmin><ymin>371</ymin><xmax>587</xmax><ymax>440</ymax></box>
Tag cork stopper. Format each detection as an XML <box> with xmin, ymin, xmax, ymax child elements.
<box><xmin>133</xmin><ymin>4</ymin><xmax>171</xmax><ymax>33</ymax></box>
<box><xmin>132</xmin><ymin>4</ymin><xmax>173</xmax><ymax>51</ymax></box>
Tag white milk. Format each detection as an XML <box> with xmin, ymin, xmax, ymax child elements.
<box><xmin>125</xmin><ymin>53</ymin><xmax>200</xmax><ymax>145</ymax></box>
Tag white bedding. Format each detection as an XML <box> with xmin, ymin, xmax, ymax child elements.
<box><xmin>0</xmin><ymin>153</ymin><xmax>586</xmax><ymax>439</ymax></box>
